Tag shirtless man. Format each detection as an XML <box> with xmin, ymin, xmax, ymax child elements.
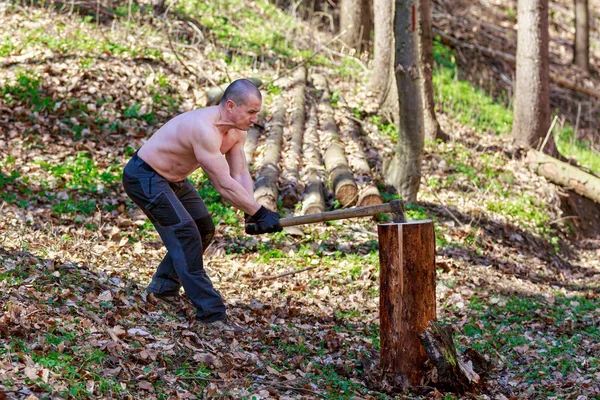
<box><xmin>122</xmin><ymin>79</ymin><xmax>281</xmax><ymax>334</ymax></box>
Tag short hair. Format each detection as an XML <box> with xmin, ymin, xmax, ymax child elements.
<box><xmin>219</xmin><ymin>79</ymin><xmax>262</xmax><ymax>106</ymax></box>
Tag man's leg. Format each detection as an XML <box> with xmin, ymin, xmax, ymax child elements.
<box><xmin>123</xmin><ymin>155</ymin><xmax>226</xmax><ymax>322</ymax></box>
<box><xmin>145</xmin><ymin>180</ymin><xmax>215</xmax><ymax>297</ymax></box>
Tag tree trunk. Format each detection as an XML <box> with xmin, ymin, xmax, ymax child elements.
<box><xmin>312</xmin><ymin>73</ymin><xmax>359</xmax><ymax>207</ymax></box>
<box><xmin>379</xmin><ymin>0</ymin><xmax>445</xmax><ymax>143</ymax></box>
<box><xmin>340</xmin><ymin>0</ymin><xmax>372</xmax><ymax>52</ymax></box>
<box><xmin>573</xmin><ymin>0</ymin><xmax>590</xmax><ymax>73</ymax></box>
<box><xmin>378</xmin><ymin>220</ymin><xmax>436</xmax><ymax>385</ymax></box>
<box><xmin>385</xmin><ymin>0</ymin><xmax>425</xmax><ymax>203</ymax></box>
<box><xmin>280</xmin><ymin>67</ymin><xmax>308</xmax><ymax>208</ymax></box>
<box><xmin>369</xmin><ymin>0</ymin><xmax>394</xmax><ymax>100</ymax></box>
<box><xmin>419</xmin><ymin>0</ymin><xmax>447</xmax><ymax>142</ymax></box>
<box><xmin>301</xmin><ymin>102</ymin><xmax>326</xmax><ymax>215</ymax></box>
<box><xmin>254</xmin><ymin>97</ymin><xmax>286</xmax><ymax>212</ymax></box>
<box><xmin>512</xmin><ymin>0</ymin><xmax>556</xmax><ymax>155</ymax></box>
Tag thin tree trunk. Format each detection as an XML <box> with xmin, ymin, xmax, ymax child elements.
<box><xmin>573</xmin><ymin>0</ymin><xmax>590</xmax><ymax>73</ymax></box>
<box><xmin>301</xmin><ymin>102</ymin><xmax>326</xmax><ymax>215</ymax></box>
<box><xmin>370</xmin><ymin>0</ymin><xmax>394</xmax><ymax>100</ymax></box>
<box><xmin>419</xmin><ymin>0</ymin><xmax>447</xmax><ymax>142</ymax></box>
<box><xmin>512</xmin><ymin>0</ymin><xmax>557</xmax><ymax>156</ymax></box>
<box><xmin>340</xmin><ymin>0</ymin><xmax>372</xmax><ymax>52</ymax></box>
<box><xmin>385</xmin><ymin>0</ymin><xmax>425</xmax><ymax>203</ymax></box>
<box><xmin>254</xmin><ymin>97</ymin><xmax>286</xmax><ymax>212</ymax></box>
<box><xmin>280</xmin><ymin>67</ymin><xmax>308</xmax><ymax>208</ymax></box>
<box><xmin>312</xmin><ymin>73</ymin><xmax>359</xmax><ymax>207</ymax></box>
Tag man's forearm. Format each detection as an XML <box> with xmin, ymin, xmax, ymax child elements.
<box><xmin>237</xmin><ymin>172</ymin><xmax>254</xmax><ymax>197</ymax></box>
<box><xmin>214</xmin><ymin>178</ymin><xmax>260</xmax><ymax>215</ymax></box>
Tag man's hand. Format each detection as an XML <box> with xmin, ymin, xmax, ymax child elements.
<box><xmin>245</xmin><ymin>206</ymin><xmax>282</xmax><ymax>235</ymax></box>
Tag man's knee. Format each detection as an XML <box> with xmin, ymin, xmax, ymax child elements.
<box><xmin>195</xmin><ymin>215</ymin><xmax>215</xmax><ymax>251</ymax></box>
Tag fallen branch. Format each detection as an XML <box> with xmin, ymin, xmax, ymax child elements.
<box><xmin>527</xmin><ymin>149</ymin><xmax>600</xmax><ymax>204</ymax></box>
<box><xmin>250</xmin><ymin>266</ymin><xmax>317</xmax><ymax>281</ymax></box>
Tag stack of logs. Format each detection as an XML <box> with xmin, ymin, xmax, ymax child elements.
<box><xmin>248</xmin><ymin>68</ymin><xmax>383</xmax><ymax>214</ymax></box>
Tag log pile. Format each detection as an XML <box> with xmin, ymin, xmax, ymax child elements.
<box><xmin>312</xmin><ymin>73</ymin><xmax>359</xmax><ymax>208</ymax></box>
<box><xmin>249</xmin><ymin>72</ymin><xmax>382</xmax><ymax>217</ymax></box>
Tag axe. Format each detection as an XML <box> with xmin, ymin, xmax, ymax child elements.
<box><xmin>280</xmin><ymin>200</ymin><xmax>406</xmax><ymax>229</ymax></box>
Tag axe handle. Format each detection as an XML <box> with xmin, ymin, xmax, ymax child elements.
<box><xmin>280</xmin><ymin>200</ymin><xmax>401</xmax><ymax>228</ymax></box>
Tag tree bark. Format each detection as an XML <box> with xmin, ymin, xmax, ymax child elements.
<box><xmin>385</xmin><ymin>0</ymin><xmax>425</xmax><ymax>203</ymax></box>
<box><xmin>341</xmin><ymin>112</ymin><xmax>383</xmax><ymax>206</ymax></box>
<box><xmin>244</xmin><ymin>112</ymin><xmax>266</xmax><ymax>166</ymax></box>
<box><xmin>369</xmin><ymin>0</ymin><xmax>394</xmax><ymax>100</ymax></box>
<box><xmin>418</xmin><ymin>322</ymin><xmax>481</xmax><ymax>393</ymax></box>
<box><xmin>340</xmin><ymin>0</ymin><xmax>373</xmax><ymax>52</ymax></box>
<box><xmin>254</xmin><ymin>97</ymin><xmax>286</xmax><ymax>212</ymax></box>
<box><xmin>527</xmin><ymin>149</ymin><xmax>600</xmax><ymax>204</ymax></box>
<box><xmin>280</xmin><ymin>67</ymin><xmax>308</xmax><ymax>208</ymax></box>
<box><xmin>301</xmin><ymin>102</ymin><xmax>326</xmax><ymax>215</ymax></box>
<box><xmin>312</xmin><ymin>73</ymin><xmax>359</xmax><ymax>207</ymax></box>
<box><xmin>512</xmin><ymin>0</ymin><xmax>557</xmax><ymax>155</ymax></box>
<box><xmin>378</xmin><ymin>220</ymin><xmax>436</xmax><ymax>385</ymax></box>
<box><xmin>419</xmin><ymin>0</ymin><xmax>447</xmax><ymax>142</ymax></box>
<box><xmin>573</xmin><ymin>0</ymin><xmax>590</xmax><ymax>73</ymax></box>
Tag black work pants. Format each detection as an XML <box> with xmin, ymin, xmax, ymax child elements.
<box><xmin>122</xmin><ymin>152</ymin><xmax>226</xmax><ymax>322</ymax></box>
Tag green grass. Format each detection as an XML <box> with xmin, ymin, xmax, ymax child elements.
<box><xmin>432</xmin><ymin>38</ymin><xmax>600</xmax><ymax>175</ymax></box>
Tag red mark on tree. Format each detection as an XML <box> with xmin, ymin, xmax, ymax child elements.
<box><xmin>412</xmin><ymin>4</ymin><xmax>416</xmax><ymax>31</ymax></box>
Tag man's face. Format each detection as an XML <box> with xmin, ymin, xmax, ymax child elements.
<box><xmin>227</xmin><ymin>95</ymin><xmax>261</xmax><ymax>131</ymax></box>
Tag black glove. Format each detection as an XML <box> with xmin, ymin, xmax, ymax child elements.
<box><xmin>245</xmin><ymin>206</ymin><xmax>282</xmax><ymax>235</ymax></box>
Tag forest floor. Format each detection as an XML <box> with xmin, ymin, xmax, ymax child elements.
<box><xmin>1</xmin><ymin>0</ymin><xmax>599</xmax><ymax>399</ymax></box>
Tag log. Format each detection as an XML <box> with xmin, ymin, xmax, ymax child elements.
<box><xmin>280</xmin><ymin>67</ymin><xmax>308</xmax><ymax>208</ymax></box>
<box><xmin>378</xmin><ymin>220</ymin><xmax>436</xmax><ymax>386</ymax></box>
<box><xmin>301</xmin><ymin>102</ymin><xmax>326</xmax><ymax>215</ymax></box>
<box><xmin>527</xmin><ymin>149</ymin><xmax>600</xmax><ymax>204</ymax></box>
<box><xmin>418</xmin><ymin>322</ymin><xmax>481</xmax><ymax>393</ymax></box>
<box><xmin>312</xmin><ymin>73</ymin><xmax>359</xmax><ymax>207</ymax></box>
<box><xmin>244</xmin><ymin>112</ymin><xmax>266</xmax><ymax>166</ymax></box>
<box><xmin>254</xmin><ymin>97</ymin><xmax>286</xmax><ymax>212</ymax></box>
<box><xmin>339</xmin><ymin>104</ymin><xmax>383</xmax><ymax>206</ymax></box>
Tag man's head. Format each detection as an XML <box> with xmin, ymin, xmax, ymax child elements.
<box><xmin>219</xmin><ymin>79</ymin><xmax>262</xmax><ymax>131</ymax></box>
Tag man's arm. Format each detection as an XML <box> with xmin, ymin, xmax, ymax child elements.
<box><xmin>194</xmin><ymin>139</ymin><xmax>261</xmax><ymax>216</ymax></box>
<box><xmin>225</xmin><ymin>140</ymin><xmax>254</xmax><ymax>197</ymax></box>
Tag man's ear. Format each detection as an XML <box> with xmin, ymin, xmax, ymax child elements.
<box><xmin>226</xmin><ymin>99</ymin><xmax>236</xmax><ymax>112</ymax></box>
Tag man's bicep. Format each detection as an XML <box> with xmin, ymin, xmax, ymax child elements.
<box><xmin>197</xmin><ymin>152</ymin><xmax>232</xmax><ymax>187</ymax></box>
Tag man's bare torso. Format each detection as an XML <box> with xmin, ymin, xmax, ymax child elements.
<box><xmin>137</xmin><ymin>107</ymin><xmax>243</xmax><ymax>182</ymax></box>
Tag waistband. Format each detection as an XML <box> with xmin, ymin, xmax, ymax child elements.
<box><xmin>132</xmin><ymin>152</ymin><xmax>157</xmax><ymax>173</ymax></box>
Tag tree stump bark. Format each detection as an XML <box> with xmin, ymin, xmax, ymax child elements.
<box><xmin>418</xmin><ymin>322</ymin><xmax>482</xmax><ymax>393</ymax></box>
<box><xmin>254</xmin><ymin>97</ymin><xmax>286</xmax><ymax>212</ymax></box>
<box><xmin>312</xmin><ymin>73</ymin><xmax>359</xmax><ymax>207</ymax></box>
<box><xmin>280</xmin><ymin>67</ymin><xmax>308</xmax><ymax>208</ymax></box>
<box><xmin>378</xmin><ymin>220</ymin><xmax>436</xmax><ymax>386</ymax></box>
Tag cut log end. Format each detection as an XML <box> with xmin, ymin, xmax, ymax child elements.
<box><xmin>358</xmin><ymin>187</ymin><xmax>383</xmax><ymax>206</ymax></box>
<box><xmin>336</xmin><ymin>184</ymin><xmax>359</xmax><ymax>207</ymax></box>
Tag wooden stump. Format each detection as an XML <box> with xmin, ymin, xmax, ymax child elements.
<box><xmin>378</xmin><ymin>220</ymin><xmax>436</xmax><ymax>386</ymax></box>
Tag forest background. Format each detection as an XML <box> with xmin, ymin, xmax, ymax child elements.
<box><xmin>0</xmin><ymin>0</ymin><xmax>599</xmax><ymax>398</ymax></box>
